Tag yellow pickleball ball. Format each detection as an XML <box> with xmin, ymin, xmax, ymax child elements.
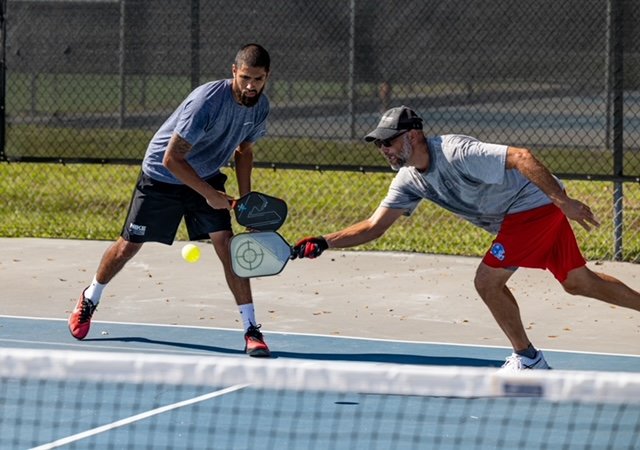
<box><xmin>181</xmin><ymin>244</ymin><xmax>201</xmax><ymax>263</ymax></box>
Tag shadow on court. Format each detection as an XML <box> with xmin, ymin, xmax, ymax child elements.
<box><xmin>84</xmin><ymin>336</ymin><xmax>245</xmax><ymax>356</ymax></box>
<box><xmin>85</xmin><ymin>336</ymin><xmax>502</xmax><ymax>367</ymax></box>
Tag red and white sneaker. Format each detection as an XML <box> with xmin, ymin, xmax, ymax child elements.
<box><xmin>68</xmin><ymin>289</ymin><xmax>97</xmax><ymax>340</ymax></box>
<box><xmin>244</xmin><ymin>324</ymin><xmax>271</xmax><ymax>357</ymax></box>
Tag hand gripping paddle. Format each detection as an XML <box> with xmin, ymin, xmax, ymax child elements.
<box><xmin>231</xmin><ymin>191</ymin><xmax>288</xmax><ymax>231</ymax></box>
<box><xmin>230</xmin><ymin>231</ymin><xmax>293</xmax><ymax>278</ymax></box>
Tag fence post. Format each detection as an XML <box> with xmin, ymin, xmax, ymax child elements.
<box><xmin>190</xmin><ymin>0</ymin><xmax>200</xmax><ymax>90</ymax></box>
<box><xmin>348</xmin><ymin>0</ymin><xmax>356</xmax><ymax>139</ymax></box>
<box><xmin>118</xmin><ymin>0</ymin><xmax>126</xmax><ymax>129</ymax></box>
<box><xmin>607</xmin><ymin>0</ymin><xmax>624</xmax><ymax>261</ymax></box>
<box><xmin>0</xmin><ymin>0</ymin><xmax>5</xmax><ymax>160</ymax></box>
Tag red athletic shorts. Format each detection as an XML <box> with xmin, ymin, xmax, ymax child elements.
<box><xmin>482</xmin><ymin>203</ymin><xmax>586</xmax><ymax>282</ymax></box>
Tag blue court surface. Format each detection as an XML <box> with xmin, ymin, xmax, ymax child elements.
<box><xmin>2</xmin><ymin>315</ymin><xmax>639</xmax><ymax>371</ymax></box>
<box><xmin>2</xmin><ymin>315</ymin><xmax>639</xmax><ymax>450</ymax></box>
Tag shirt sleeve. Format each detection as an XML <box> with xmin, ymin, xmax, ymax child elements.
<box><xmin>174</xmin><ymin>94</ymin><xmax>215</xmax><ymax>146</ymax></box>
<box><xmin>380</xmin><ymin>170</ymin><xmax>422</xmax><ymax>216</ymax></box>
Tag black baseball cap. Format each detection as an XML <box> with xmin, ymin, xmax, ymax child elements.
<box><xmin>364</xmin><ymin>106</ymin><xmax>423</xmax><ymax>142</ymax></box>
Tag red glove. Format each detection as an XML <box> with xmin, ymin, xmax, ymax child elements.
<box><xmin>292</xmin><ymin>236</ymin><xmax>329</xmax><ymax>259</ymax></box>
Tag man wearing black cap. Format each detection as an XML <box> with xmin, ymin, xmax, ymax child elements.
<box><xmin>291</xmin><ymin>105</ymin><xmax>640</xmax><ymax>371</ymax></box>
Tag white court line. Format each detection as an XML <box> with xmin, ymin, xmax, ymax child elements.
<box><xmin>29</xmin><ymin>383</ymin><xmax>249</xmax><ymax>450</ymax></box>
<box><xmin>0</xmin><ymin>338</ymin><xmax>220</xmax><ymax>357</ymax></box>
<box><xmin>2</xmin><ymin>314</ymin><xmax>639</xmax><ymax>359</ymax></box>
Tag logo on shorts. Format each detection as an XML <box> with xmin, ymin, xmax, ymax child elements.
<box><xmin>490</xmin><ymin>243</ymin><xmax>506</xmax><ymax>261</ymax></box>
<box><xmin>128</xmin><ymin>223</ymin><xmax>147</xmax><ymax>236</ymax></box>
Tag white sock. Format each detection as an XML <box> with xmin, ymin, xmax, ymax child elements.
<box><xmin>84</xmin><ymin>275</ymin><xmax>106</xmax><ymax>304</ymax></box>
<box><xmin>239</xmin><ymin>303</ymin><xmax>256</xmax><ymax>331</ymax></box>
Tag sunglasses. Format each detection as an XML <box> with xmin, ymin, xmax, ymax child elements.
<box><xmin>373</xmin><ymin>131</ymin><xmax>407</xmax><ymax>149</ymax></box>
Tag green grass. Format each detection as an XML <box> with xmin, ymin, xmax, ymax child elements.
<box><xmin>1</xmin><ymin>161</ymin><xmax>639</xmax><ymax>262</ymax></box>
<box><xmin>7</xmin><ymin>126</ymin><xmax>640</xmax><ymax>178</ymax></box>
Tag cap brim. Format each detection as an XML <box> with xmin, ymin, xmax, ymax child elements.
<box><xmin>363</xmin><ymin>128</ymin><xmax>400</xmax><ymax>142</ymax></box>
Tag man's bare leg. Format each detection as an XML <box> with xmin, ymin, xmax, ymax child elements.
<box><xmin>95</xmin><ymin>237</ymin><xmax>144</xmax><ymax>284</ymax></box>
<box><xmin>474</xmin><ymin>263</ymin><xmax>531</xmax><ymax>352</ymax></box>
<box><xmin>210</xmin><ymin>230</ymin><xmax>252</xmax><ymax>306</ymax></box>
<box><xmin>562</xmin><ymin>265</ymin><xmax>640</xmax><ymax>311</ymax></box>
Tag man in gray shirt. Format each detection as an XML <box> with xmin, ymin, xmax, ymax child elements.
<box><xmin>68</xmin><ymin>44</ymin><xmax>272</xmax><ymax>357</ymax></box>
<box><xmin>292</xmin><ymin>106</ymin><xmax>640</xmax><ymax>370</ymax></box>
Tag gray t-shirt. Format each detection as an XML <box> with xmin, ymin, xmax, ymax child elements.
<box><xmin>380</xmin><ymin>134</ymin><xmax>560</xmax><ymax>234</ymax></box>
<box><xmin>142</xmin><ymin>79</ymin><xmax>269</xmax><ymax>184</ymax></box>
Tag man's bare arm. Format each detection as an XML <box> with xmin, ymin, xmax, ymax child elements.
<box><xmin>323</xmin><ymin>206</ymin><xmax>405</xmax><ymax>248</ymax></box>
<box><xmin>234</xmin><ymin>142</ymin><xmax>254</xmax><ymax>197</ymax></box>
<box><xmin>162</xmin><ymin>133</ymin><xmax>231</xmax><ymax>209</ymax></box>
<box><xmin>506</xmin><ymin>146</ymin><xmax>599</xmax><ymax>230</ymax></box>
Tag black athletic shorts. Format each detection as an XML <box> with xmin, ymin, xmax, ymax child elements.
<box><xmin>121</xmin><ymin>171</ymin><xmax>232</xmax><ymax>244</ymax></box>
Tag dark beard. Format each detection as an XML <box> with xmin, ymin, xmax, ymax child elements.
<box><xmin>235</xmin><ymin>87</ymin><xmax>263</xmax><ymax>107</ymax></box>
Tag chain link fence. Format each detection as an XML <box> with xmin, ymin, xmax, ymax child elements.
<box><xmin>1</xmin><ymin>0</ymin><xmax>639</xmax><ymax>261</ymax></box>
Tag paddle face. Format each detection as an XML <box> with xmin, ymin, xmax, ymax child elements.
<box><xmin>230</xmin><ymin>231</ymin><xmax>292</xmax><ymax>278</ymax></box>
<box><xmin>232</xmin><ymin>192</ymin><xmax>288</xmax><ymax>231</ymax></box>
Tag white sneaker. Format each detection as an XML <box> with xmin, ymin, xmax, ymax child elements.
<box><xmin>500</xmin><ymin>350</ymin><xmax>551</xmax><ymax>371</ymax></box>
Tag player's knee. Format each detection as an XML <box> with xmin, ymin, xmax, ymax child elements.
<box><xmin>116</xmin><ymin>239</ymin><xmax>142</xmax><ymax>260</ymax></box>
<box><xmin>473</xmin><ymin>271</ymin><xmax>494</xmax><ymax>299</ymax></box>
<box><xmin>474</xmin><ymin>265</ymin><xmax>507</xmax><ymax>299</ymax></box>
<box><xmin>561</xmin><ymin>278</ymin><xmax>584</xmax><ymax>296</ymax></box>
<box><xmin>561</xmin><ymin>267</ymin><xmax>591</xmax><ymax>296</ymax></box>
<box><xmin>210</xmin><ymin>231</ymin><xmax>232</xmax><ymax>258</ymax></box>
<box><xmin>210</xmin><ymin>232</ymin><xmax>230</xmax><ymax>247</ymax></box>
<box><xmin>474</xmin><ymin>280</ymin><xmax>495</xmax><ymax>300</ymax></box>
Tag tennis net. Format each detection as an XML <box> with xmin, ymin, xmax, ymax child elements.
<box><xmin>1</xmin><ymin>348</ymin><xmax>639</xmax><ymax>450</ymax></box>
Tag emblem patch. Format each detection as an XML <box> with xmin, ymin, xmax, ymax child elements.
<box><xmin>490</xmin><ymin>243</ymin><xmax>506</xmax><ymax>261</ymax></box>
